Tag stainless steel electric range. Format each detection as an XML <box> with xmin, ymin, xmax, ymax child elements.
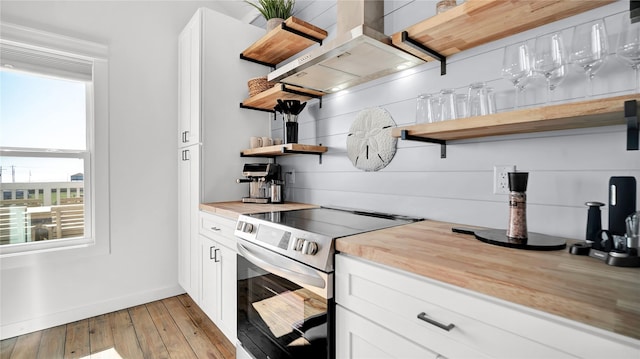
<box><xmin>235</xmin><ymin>207</ymin><xmax>422</xmax><ymax>359</ymax></box>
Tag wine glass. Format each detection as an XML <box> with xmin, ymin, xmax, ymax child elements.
<box><xmin>547</xmin><ymin>64</ymin><xmax>567</xmax><ymax>100</ymax></box>
<box><xmin>533</xmin><ymin>33</ymin><xmax>566</xmax><ymax>102</ymax></box>
<box><xmin>569</xmin><ymin>19</ymin><xmax>608</xmax><ymax>97</ymax></box>
<box><xmin>502</xmin><ymin>42</ymin><xmax>532</xmax><ymax>109</ymax></box>
<box><xmin>616</xmin><ymin>16</ymin><xmax>640</xmax><ymax>92</ymax></box>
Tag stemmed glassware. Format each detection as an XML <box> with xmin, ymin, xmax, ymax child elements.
<box><xmin>569</xmin><ymin>19</ymin><xmax>608</xmax><ymax>97</ymax></box>
<box><xmin>533</xmin><ymin>32</ymin><xmax>566</xmax><ymax>103</ymax></box>
<box><xmin>502</xmin><ymin>42</ymin><xmax>532</xmax><ymax>109</ymax></box>
<box><xmin>616</xmin><ymin>16</ymin><xmax>640</xmax><ymax>92</ymax></box>
<box><xmin>546</xmin><ymin>65</ymin><xmax>567</xmax><ymax>96</ymax></box>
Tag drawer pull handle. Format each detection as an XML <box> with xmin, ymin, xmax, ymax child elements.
<box><xmin>417</xmin><ymin>312</ymin><xmax>455</xmax><ymax>332</ymax></box>
<box><xmin>210</xmin><ymin>227</ymin><xmax>221</xmax><ymax>231</ymax></box>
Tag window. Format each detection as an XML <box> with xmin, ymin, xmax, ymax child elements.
<box><xmin>0</xmin><ymin>23</ymin><xmax>109</xmax><ymax>257</ymax></box>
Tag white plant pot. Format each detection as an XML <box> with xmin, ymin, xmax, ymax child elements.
<box><xmin>266</xmin><ymin>18</ymin><xmax>284</xmax><ymax>32</ymax></box>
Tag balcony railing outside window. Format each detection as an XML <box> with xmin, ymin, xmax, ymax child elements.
<box><xmin>0</xmin><ymin>181</ymin><xmax>84</xmax><ymax>245</ymax></box>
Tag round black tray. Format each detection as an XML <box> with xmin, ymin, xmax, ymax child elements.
<box><xmin>452</xmin><ymin>228</ymin><xmax>566</xmax><ymax>251</ymax></box>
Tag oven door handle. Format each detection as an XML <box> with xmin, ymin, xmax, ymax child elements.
<box><xmin>237</xmin><ymin>242</ymin><xmax>326</xmax><ymax>289</ymax></box>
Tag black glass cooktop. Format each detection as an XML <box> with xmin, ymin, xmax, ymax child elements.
<box><xmin>248</xmin><ymin>207</ymin><xmax>422</xmax><ymax>239</ymax></box>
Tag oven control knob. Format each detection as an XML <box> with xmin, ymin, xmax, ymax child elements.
<box><xmin>293</xmin><ymin>237</ymin><xmax>305</xmax><ymax>251</ymax></box>
<box><xmin>241</xmin><ymin>222</ymin><xmax>254</xmax><ymax>234</ymax></box>
<box><xmin>302</xmin><ymin>240</ymin><xmax>318</xmax><ymax>255</ymax></box>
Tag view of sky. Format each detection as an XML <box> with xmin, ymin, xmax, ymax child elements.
<box><xmin>0</xmin><ymin>70</ymin><xmax>86</xmax><ymax>183</ymax></box>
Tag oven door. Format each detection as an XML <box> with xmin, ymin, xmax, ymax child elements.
<box><xmin>237</xmin><ymin>239</ymin><xmax>334</xmax><ymax>359</ymax></box>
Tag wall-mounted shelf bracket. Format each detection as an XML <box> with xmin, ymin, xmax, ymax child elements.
<box><xmin>401</xmin><ymin>130</ymin><xmax>447</xmax><ymax>158</ymax></box>
<box><xmin>239</xmin><ymin>103</ymin><xmax>276</xmax><ymax>113</ymax></box>
<box><xmin>239</xmin><ymin>53</ymin><xmax>276</xmax><ymax>69</ymax></box>
<box><xmin>401</xmin><ymin>31</ymin><xmax>446</xmax><ymax>76</ymax></box>
<box><xmin>281</xmin><ymin>144</ymin><xmax>324</xmax><ymax>164</ymax></box>
<box><xmin>281</xmin><ymin>22</ymin><xmax>324</xmax><ymax>45</ymax></box>
<box><xmin>281</xmin><ymin>84</ymin><xmax>323</xmax><ymax>108</ymax></box>
<box><xmin>626</xmin><ymin>99</ymin><xmax>639</xmax><ymax>150</ymax></box>
<box><xmin>239</xmin><ymin>149</ymin><xmax>322</xmax><ymax>164</ymax></box>
<box><xmin>240</xmin><ymin>152</ymin><xmax>275</xmax><ymax>159</ymax></box>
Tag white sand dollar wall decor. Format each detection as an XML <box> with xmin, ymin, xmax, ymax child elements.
<box><xmin>346</xmin><ymin>107</ymin><xmax>398</xmax><ymax>172</ymax></box>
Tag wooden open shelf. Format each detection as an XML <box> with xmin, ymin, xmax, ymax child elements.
<box><xmin>241</xmin><ymin>144</ymin><xmax>328</xmax><ymax>157</ymax></box>
<box><xmin>241</xmin><ymin>83</ymin><xmax>325</xmax><ymax>112</ymax></box>
<box><xmin>391</xmin><ymin>0</ymin><xmax>614</xmax><ymax>63</ymax></box>
<box><xmin>240</xmin><ymin>16</ymin><xmax>328</xmax><ymax>67</ymax></box>
<box><xmin>392</xmin><ymin>94</ymin><xmax>639</xmax><ymax>142</ymax></box>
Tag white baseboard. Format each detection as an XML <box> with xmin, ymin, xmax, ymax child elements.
<box><xmin>1</xmin><ymin>285</ymin><xmax>185</xmax><ymax>340</ymax></box>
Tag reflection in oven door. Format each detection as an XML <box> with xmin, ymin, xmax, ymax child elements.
<box><xmin>237</xmin><ymin>253</ymin><xmax>333</xmax><ymax>359</ymax></box>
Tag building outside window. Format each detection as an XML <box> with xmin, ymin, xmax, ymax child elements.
<box><xmin>0</xmin><ymin>23</ymin><xmax>109</xmax><ymax>257</ymax></box>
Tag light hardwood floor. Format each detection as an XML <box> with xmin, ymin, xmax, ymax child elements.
<box><xmin>0</xmin><ymin>294</ymin><xmax>235</xmax><ymax>359</ymax></box>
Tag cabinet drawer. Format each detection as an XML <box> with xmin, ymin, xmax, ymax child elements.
<box><xmin>199</xmin><ymin>211</ymin><xmax>236</xmax><ymax>248</ymax></box>
<box><xmin>336</xmin><ymin>254</ymin><xmax>571</xmax><ymax>359</ymax></box>
<box><xmin>336</xmin><ymin>305</ymin><xmax>441</xmax><ymax>359</ymax></box>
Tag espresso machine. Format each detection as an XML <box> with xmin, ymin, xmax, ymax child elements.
<box><xmin>236</xmin><ymin>163</ymin><xmax>281</xmax><ymax>204</ymax></box>
<box><xmin>570</xmin><ymin>176</ymin><xmax>639</xmax><ymax>267</ymax></box>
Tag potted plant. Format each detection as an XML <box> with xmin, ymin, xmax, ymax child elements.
<box><xmin>245</xmin><ymin>0</ymin><xmax>295</xmax><ymax>32</ymax></box>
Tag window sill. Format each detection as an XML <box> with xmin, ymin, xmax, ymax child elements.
<box><xmin>0</xmin><ymin>235</ymin><xmax>110</xmax><ymax>269</ymax></box>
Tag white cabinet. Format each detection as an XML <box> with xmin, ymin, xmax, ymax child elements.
<box><xmin>178</xmin><ymin>146</ymin><xmax>200</xmax><ymax>300</ymax></box>
<box><xmin>177</xmin><ymin>9</ymin><xmax>203</xmax><ymax>301</ymax></box>
<box><xmin>199</xmin><ymin>212</ymin><xmax>238</xmax><ymax>342</ymax></box>
<box><xmin>177</xmin><ymin>6</ymin><xmax>268</xmax><ymax>318</ymax></box>
<box><xmin>335</xmin><ymin>254</ymin><xmax>640</xmax><ymax>359</ymax></box>
<box><xmin>200</xmin><ymin>211</ymin><xmax>237</xmax><ymax>343</ymax></box>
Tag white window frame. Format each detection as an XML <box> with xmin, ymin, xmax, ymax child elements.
<box><xmin>0</xmin><ymin>23</ymin><xmax>110</xmax><ymax>264</ymax></box>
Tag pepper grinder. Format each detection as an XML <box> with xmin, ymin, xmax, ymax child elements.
<box><xmin>585</xmin><ymin>201</ymin><xmax>605</xmax><ymax>244</ymax></box>
<box><xmin>506</xmin><ymin>172</ymin><xmax>529</xmax><ymax>242</ymax></box>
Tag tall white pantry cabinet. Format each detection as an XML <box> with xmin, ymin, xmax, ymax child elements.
<box><xmin>177</xmin><ymin>7</ymin><xmax>268</xmax><ymax>341</ymax></box>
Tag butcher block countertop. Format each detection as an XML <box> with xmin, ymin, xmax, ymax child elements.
<box><xmin>336</xmin><ymin>220</ymin><xmax>640</xmax><ymax>340</ymax></box>
<box><xmin>199</xmin><ymin>201</ymin><xmax>319</xmax><ymax>220</ymax></box>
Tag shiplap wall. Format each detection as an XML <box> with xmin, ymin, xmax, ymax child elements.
<box><xmin>264</xmin><ymin>0</ymin><xmax>638</xmax><ymax>240</ymax></box>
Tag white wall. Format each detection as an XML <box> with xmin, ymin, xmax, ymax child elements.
<box><xmin>0</xmin><ymin>1</ymin><xmax>216</xmax><ymax>339</ymax></box>
<box><xmin>276</xmin><ymin>0</ymin><xmax>639</xmax><ymax>240</ymax></box>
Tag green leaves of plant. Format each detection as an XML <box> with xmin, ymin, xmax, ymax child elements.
<box><xmin>245</xmin><ymin>0</ymin><xmax>295</xmax><ymax>20</ymax></box>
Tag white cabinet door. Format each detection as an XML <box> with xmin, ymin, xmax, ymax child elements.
<box><xmin>178</xmin><ymin>148</ymin><xmax>190</xmax><ymax>293</ymax></box>
<box><xmin>217</xmin><ymin>242</ymin><xmax>237</xmax><ymax>342</ymax></box>
<box><xmin>178</xmin><ymin>12</ymin><xmax>200</xmax><ymax>148</ymax></box>
<box><xmin>200</xmin><ymin>233</ymin><xmax>237</xmax><ymax>343</ymax></box>
<box><xmin>336</xmin><ymin>305</ymin><xmax>440</xmax><ymax>359</ymax></box>
<box><xmin>178</xmin><ymin>146</ymin><xmax>200</xmax><ymax>300</ymax></box>
<box><xmin>201</xmin><ymin>235</ymin><xmax>219</xmax><ymax>322</ymax></box>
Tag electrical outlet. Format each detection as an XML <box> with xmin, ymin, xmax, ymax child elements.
<box><xmin>493</xmin><ymin>165</ymin><xmax>515</xmax><ymax>194</ymax></box>
<box><xmin>286</xmin><ymin>169</ymin><xmax>295</xmax><ymax>184</ymax></box>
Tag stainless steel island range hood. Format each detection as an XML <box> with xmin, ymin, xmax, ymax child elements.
<box><xmin>267</xmin><ymin>0</ymin><xmax>425</xmax><ymax>93</ymax></box>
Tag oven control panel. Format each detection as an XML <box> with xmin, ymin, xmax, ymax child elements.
<box><xmin>235</xmin><ymin>216</ymin><xmax>333</xmax><ymax>271</ymax></box>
